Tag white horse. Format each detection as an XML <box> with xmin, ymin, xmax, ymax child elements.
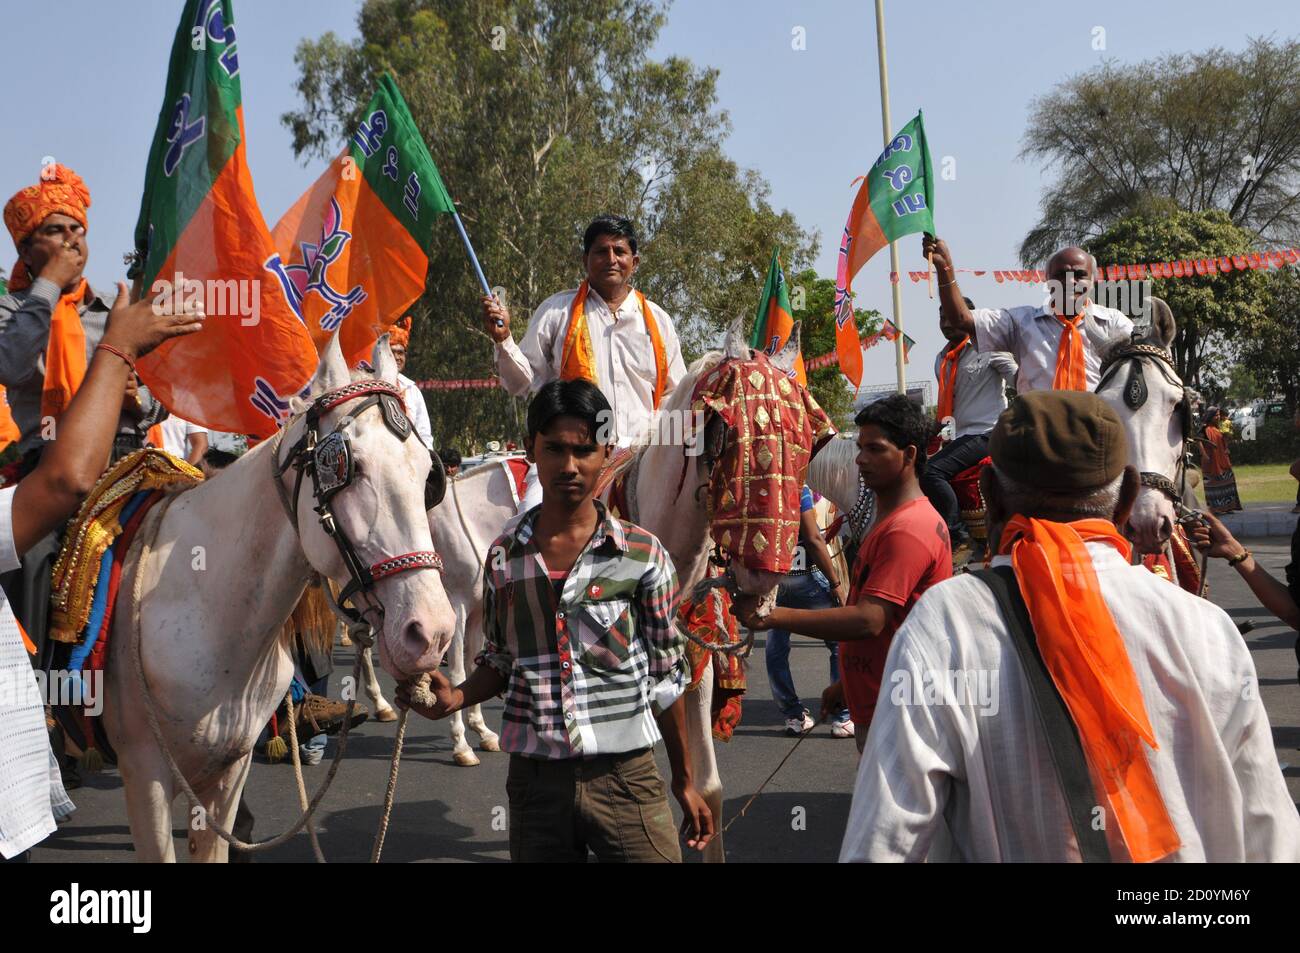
<box><xmin>1094</xmin><ymin>297</ymin><xmax>1195</xmax><ymax>558</ymax></box>
<box><xmin>429</xmin><ymin>320</ymin><xmax>820</xmax><ymax>862</ymax></box>
<box><xmin>103</xmin><ymin>336</ymin><xmax>457</xmax><ymax>862</ymax></box>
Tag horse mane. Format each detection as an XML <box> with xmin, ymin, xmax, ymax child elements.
<box><xmin>279</xmin><ymin>578</ymin><xmax>337</xmax><ymax>658</ymax></box>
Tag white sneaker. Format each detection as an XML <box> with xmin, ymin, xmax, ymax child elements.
<box><xmin>831</xmin><ymin>719</ymin><xmax>855</xmax><ymax>739</ymax></box>
<box><xmin>784</xmin><ymin>712</ymin><xmax>815</xmax><ymax>735</ymax></box>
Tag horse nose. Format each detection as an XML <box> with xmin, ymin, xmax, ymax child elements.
<box><xmin>1158</xmin><ymin>514</ymin><xmax>1173</xmax><ymax>543</ymax></box>
<box><xmin>401</xmin><ymin>618</ymin><xmax>435</xmax><ymax>660</ymax></box>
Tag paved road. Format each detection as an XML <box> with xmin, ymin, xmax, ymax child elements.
<box><xmin>31</xmin><ymin>538</ymin><xmax>1299</xmax><ymax>863</ymax></box>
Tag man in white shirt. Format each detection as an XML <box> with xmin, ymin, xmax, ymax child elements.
<box><xmin>387</xmin><ymin>315</ymin><xmax>433</xmax><ymax>450</ymax></box>
<box><xmin>481</xmin><ymin>216</ymin><xmax>686</xmax><ymax>511</ymax></box>
<box><xmin>158</xmin><ymin>413</ymin><xmax>208</xmax><ymax>465</ymax></box>
<box><xmin>923</xmin><ymin>235</ymin><xmax>1133</xmax><ymax>393</ymax></box>
<box><xmin>0</xmin><ymin>278</ymin><xmax>203</xmax><ymax>860</ymax></box>
<box><xmin>842</xmin><ymin>391</ymin><xmax>1300</xmax><ymax>863</ymax></box>
<box><xmin>923</xmin><ymin>296</ymin><xmax>1016</xmax><ymax>554</ymax></box>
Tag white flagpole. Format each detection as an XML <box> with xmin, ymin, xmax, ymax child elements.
<box><xmin>874</xmin><ymin>0</ymin><xmax>907</xmax><ymax>396</ymax></box>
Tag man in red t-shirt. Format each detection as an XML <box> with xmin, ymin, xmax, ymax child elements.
<box><xmin>733</xmin><ymin>394</ymin><xmax>951</xmax><ymax>751</ymax></box>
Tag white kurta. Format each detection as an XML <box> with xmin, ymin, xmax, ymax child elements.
<box><xmin>494</xmin><ymin>287</ymin><xmax>687</xmax><ymax>447</ymax></box>
<box><xmin>0</xmin><ymin>487</ymin><xmax>71</xmax><ymax>857</ymax></box>
<box><xmin>397</xmin><ymin>373</ymin><xmax>433</xmax><ymax>450</ymax></box>
<box><xmin>841</xmin><ymin>541</ymin><xmax>1300</xmax><ymax>862</ymax></box>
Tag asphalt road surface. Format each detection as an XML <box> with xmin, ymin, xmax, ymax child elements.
<box><xmin>31</xmin><ymin>537</ymin><xmax>1300</xmax><ymax>863</ymax></box>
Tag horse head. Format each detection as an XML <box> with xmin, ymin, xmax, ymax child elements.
<box><xmin>280</xmin><ymin>334</ymin><xmax>456</xmax><ymax>680</ymax></box>
<box><xmin>1094</xmin><ymin>296</ymin><xmax>1190</xmax><ymax>554</ymax></box>
<box><xmin>685</xmin><ymin>317</ymin><xmax>835</xmax><ymax>609</ymax></box>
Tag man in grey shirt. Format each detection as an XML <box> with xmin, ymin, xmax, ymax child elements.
<box><xmin>921</xmin><ymin>297</ymin><xmax>1016</xmax><ymax>556</ymax></box>
<box><xmin>0</xmin><ymin>164</ymin><xmax>166</xmax><ymax>675</ymax></box>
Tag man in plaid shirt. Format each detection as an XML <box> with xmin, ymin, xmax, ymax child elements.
<box><xmin>398</xmin><ymin>379</ymin><xmax>714</xmax><ymax>861</ymax></box>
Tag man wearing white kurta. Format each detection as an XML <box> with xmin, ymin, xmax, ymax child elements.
<box><xmin>482</xmin><ymin>216</ymin><xmax>686</xmax><ymax>511</ymax></box>
<box><xmin>387</xmin><ymin>317</ymin><xmax>434</xmax><ymax>450</ymax></box>
<box><xmin>841</xmin><ymin>392</ymin><xmax>1300</xmax><ymax>863</ymax></box>
<box><xmin>923</xmin><ymin>236</ymin><xmax>1133</xmax><ymax>393</ymax></box>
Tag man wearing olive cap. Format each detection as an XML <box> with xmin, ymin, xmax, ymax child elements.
<box><xmin>841</xmin><ymin>391</ymin><xmax>1300</xmax><ymax>862</ymax></box>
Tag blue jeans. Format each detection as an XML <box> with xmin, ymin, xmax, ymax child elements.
<box><xmin>919</xmin><ymin>431</ymin><xmax>990</xmax><ymax>543</ymax></box>
<box><xmin>765</xmin><ymin>570</ymin><xmax>850</xmax><ymax>724</ymax></box>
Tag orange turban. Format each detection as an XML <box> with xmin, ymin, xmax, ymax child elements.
<box><xmin>3</xmin><ymin>164</ymin><xmax>91</xmax><ymax>291</ymax></box>
<box><xmin>389</xmin><ymin>314</ymin><xmax>412</xmax><ymax>348</ymax></box>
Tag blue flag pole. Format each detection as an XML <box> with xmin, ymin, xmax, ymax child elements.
<box><xmin>451</xmin><ymin>209</ymin><xmax>492</xmax><ymax>298</ymax></box>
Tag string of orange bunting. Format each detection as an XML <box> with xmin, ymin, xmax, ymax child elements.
<box><xmin>895</xmin><ymin>247</ymin><xmax>1300</xmax><ymax>284</ymax></box>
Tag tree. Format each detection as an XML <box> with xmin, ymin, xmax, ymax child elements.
<box><xmin>284</xmin><ymin>0</ymin><xmax>816</xmax><ymax>448</ymax></box>
<box><xmin>1086</xmin><ymin>209</ymin><xmax>1271</xmax><ymax>385</ymax></box>
<box><xmin>1019</xmin><ymin>38</ymin><xmax>1300</xmax><ymax>265</ymax></box>
<box><xmin>1237</xmin><ymin>267</ymin><xmax>1300</xmax><ymax>415</ymax></box>
<box><xmin>1225</xmin><ymin>363</ymin><xmax>1262</xmax><ymax>403</ymax></box>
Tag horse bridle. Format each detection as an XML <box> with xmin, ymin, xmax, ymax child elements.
<box><xmin>1096</xmin><ymin>341</ymin><xmax>1197</xmax><ymax>520</ymax></box>
<box><xmin>271</xmin><ymin>379</ymin><xmax>447</xmax><ymax>627</ymax></box>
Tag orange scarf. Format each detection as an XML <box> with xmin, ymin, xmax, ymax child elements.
<box><xmin>560</xmin><ymin>281</ymin><xmax>668</xmax><ymax>410</ymax></box>
<box><xmin>999</xmin><ymin>515</ymin><xmax>1181</xmax><ymax>862</ymax></box>
<box><xmin>41</xmin><ymin>278</ymin><xmax>90</xmax><ymax>422</ymax></box>
<box><xmin>935</xmin><ymin>336</ymin><xmax>970</xmax><ymax>423</ymax></box>
<box><xmin>1051</xmin><ymin>311</ymin><xmax>1087</xmax><ymax>391</ymax></box>
<box><xmin>1200</xmin><ymin>426</ymin><xmax>1231</xmax><ymax>476</ymax></box>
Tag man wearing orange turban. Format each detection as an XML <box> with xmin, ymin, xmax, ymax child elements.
<box><xmin>388</xmin><ymin>314</ymin><xmax>432</xmax><ymax>450</ymax></box>
<box><xmin>0</xmin><ymin>164</ymin><xmax>170</xmax><ymax>680</ymax></box>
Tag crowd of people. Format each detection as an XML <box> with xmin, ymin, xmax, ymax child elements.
<box><xmin>1</xmin><ymin>164</ymin><xmax>1298</xmax><ymax>863</ymax></box>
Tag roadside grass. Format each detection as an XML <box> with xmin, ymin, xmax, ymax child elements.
<box><xmin>1232</xmin><ymin>463</ymin><xmax>1299</xmax><ymax>505</ymax></box>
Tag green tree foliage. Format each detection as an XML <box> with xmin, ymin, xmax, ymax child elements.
<box><xmin>1019</xmin><ymin>38</ymin><xmax>1300</xmax><ymax>265</ymax></box>
<box><xmin>1085</xmin><ymin>209</ymin><xmax>1271</xmax><ymax>385</ymax></box>
<box><xmin>1237</xmin><ymin>267</ymin><xmax>1300</xmax><ymax>416</ymax></box>
<box><xmin>284</xmin><ymin>0</ymin><xmax>816</xmax><ymax>449</ymax></box>
<box><xmin>782</xmin><ymin>268</ymin><xmax>880</xmax><ymax>427</ymax></box>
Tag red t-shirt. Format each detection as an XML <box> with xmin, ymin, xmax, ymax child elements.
<box><xmin>841</xmin><ymin>496</ymin><xmax>952</xmax><ymax>727</ymax></box>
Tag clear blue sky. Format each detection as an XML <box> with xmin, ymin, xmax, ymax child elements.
<box><xmin>4</xmin><ymin>0</ymin><xmax>1297</xmax><ymax>394</ymax></box>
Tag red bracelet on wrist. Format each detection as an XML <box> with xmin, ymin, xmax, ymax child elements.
<box><xmin>96</xmin><ymin>342</ymin><xmax>136</xmax><ymax>374</ymax></box>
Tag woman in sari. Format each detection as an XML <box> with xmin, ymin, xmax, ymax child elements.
<box><xmin>1200</xmin><ymin>407</ymin><xmax>1243</xmax><ymax>514</ymax></box>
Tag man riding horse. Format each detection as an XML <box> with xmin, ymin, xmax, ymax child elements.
<box><xmin>481</xmin><ymin>215</ymin><xmax>687</xmax><ymax>510</ymax></box>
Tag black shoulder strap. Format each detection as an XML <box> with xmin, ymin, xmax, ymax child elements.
<box><xmin>973</xmin><ymin>566</ymin><xmax>1113</xmax><ymax>863</ymax></box>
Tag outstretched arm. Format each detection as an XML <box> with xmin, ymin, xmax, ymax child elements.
<box><xmin>922</xmin><ymin>235</ymin><xmax>974</xmax><ymax>339</ymax></box>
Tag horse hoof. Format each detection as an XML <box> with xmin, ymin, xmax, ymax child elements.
<box><xmin>453</xmin><ymin>749</ymin><xmax>480</xmax><ymax>767</ymax></box>
<box><xmin>375</xmin><ymin>706</ymin><xmax>398</xmax><ymax>723</ymax></box>
<box><xmin>480</xmin><ymin>736</ymin><xmax>501</xmax><ymax>753</ymax></box>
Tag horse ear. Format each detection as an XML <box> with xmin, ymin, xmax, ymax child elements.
<box><xmin>723</xmin><ymin>316</ymin><xmax>749</xmax><ymax>359</ymax></box>
<box><xmin>1146</xmin><ymin>297</ymin><xmax>1176</xmax><ymax>349</ymax></box>
<box><xmin>310</xmin><ymin>333</ymin><xmax>351</xmax><ymax>396</ymax></box>
<box><xmin>372</xmin><ymin>333</ymin><xmax>399</xmax><ymax>384</ymax></box>
<box><xmin>771</xmin><ymin>322</ymin><xmax>802</xmax><ymax>376</ymax></box>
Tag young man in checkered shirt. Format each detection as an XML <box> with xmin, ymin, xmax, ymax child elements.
<box><xmin>398</xmin><ymin>379</ymin><xmax>714</xmax><ymax>861</ymax></box>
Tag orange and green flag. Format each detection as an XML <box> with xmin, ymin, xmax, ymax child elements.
<box><xmin>268</xmin><ymin>74</ymin><xmax>457</xmax><ymax>366</ymax></box>
<box><xmin>833</xmin><ymin>110</ymin><xmax>934</xmax><ymax>389</ymax></box>
<box><xmin>749</xmin><ymin>248</ymin><xmax>805</xmax><ymax>386</ymax></box>
<box><xmin>128</xmin><ymin>0</ymin><xmax>317</xmax><ymax>438</ymax></box>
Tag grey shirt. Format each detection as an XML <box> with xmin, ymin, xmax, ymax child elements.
<box><xmin>0</xmin><ymin>277</ymin><xmax>166</xmax><ymax>455</ymax></box>
<box><xmin>934</xmin><ymin>341</ymin><xmax>1017</xmax><ymax>438</ymax></box>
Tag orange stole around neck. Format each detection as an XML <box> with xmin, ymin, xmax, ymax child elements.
<box><xmin>559</xmin><ymin>281</ymin><xmax>668</xmax><ymax>410</ymax></box>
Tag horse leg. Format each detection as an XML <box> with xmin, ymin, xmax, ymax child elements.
<box><xmin>359</xmin><ymin>644</ymin><xmax>396</xmax><ymax>722</ymax></box>
<box><xmin>118</xmin><ymin>743</ymin><xmax>177</xmax><ymax>863</ymax></box>
<box><xmin>686</xmin><ymin>656</ymin><xmax>725</xmax><ymax>863</ymax></box>
<box><xmin>186</xmin><ymin>756</ymin><xmax>251</xmax><ymax>863</ymax></box>
<box><xmin>447</xmin><ymin>604</ymin><xmax>478</xmax><ymax>766</ymax></box>
<box><xmin>462</xmin><ymin>602</ymin><xmax>500</xmax><ymax>754</ymax></box>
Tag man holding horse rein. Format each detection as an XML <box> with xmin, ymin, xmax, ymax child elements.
<box><xmin>481</xmin><ymin>215</ymin><xmax>687</xmax><ymax>510</ymax></box>
<box><xmin>922</xmin><ymin>234</ymin><xmax>1133</xmax><ymax>393</ymax></box>
<box><xmin>397</xmin><ymin>379</ymin><xmax>713</xmax><ymax>861</ymax></box>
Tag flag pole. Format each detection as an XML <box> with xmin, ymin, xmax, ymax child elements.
<box><xmin>874</xmin><ymin>0</ymin><xmax>907</xmax><ymax>396</ymax></box>
<box><xmin>451</xmin><ymin>208</ymin><xmax>493</xmax><ymax>298</ymax></box>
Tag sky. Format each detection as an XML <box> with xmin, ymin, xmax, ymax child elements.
<box><xmin>3</xmin><ymin>0</ymin><xmax>1298</xmax><ymax>397</ymax></box>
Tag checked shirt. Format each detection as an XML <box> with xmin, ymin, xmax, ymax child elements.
<box><xmin>475</xmin><ymin>501</ymin><xmax>688</xmax><ymax>760</ymax></box>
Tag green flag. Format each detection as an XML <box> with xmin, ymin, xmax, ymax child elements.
<box><xmin>749</xmin><ymin>248</ymin><xmax>804</xmax><ymax>384</ymax></box>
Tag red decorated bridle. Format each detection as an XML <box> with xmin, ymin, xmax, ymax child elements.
<box><xmin>272</xmin><ymin>379</ymin><xmax>445</xmax><ymax>628</ymax></box>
